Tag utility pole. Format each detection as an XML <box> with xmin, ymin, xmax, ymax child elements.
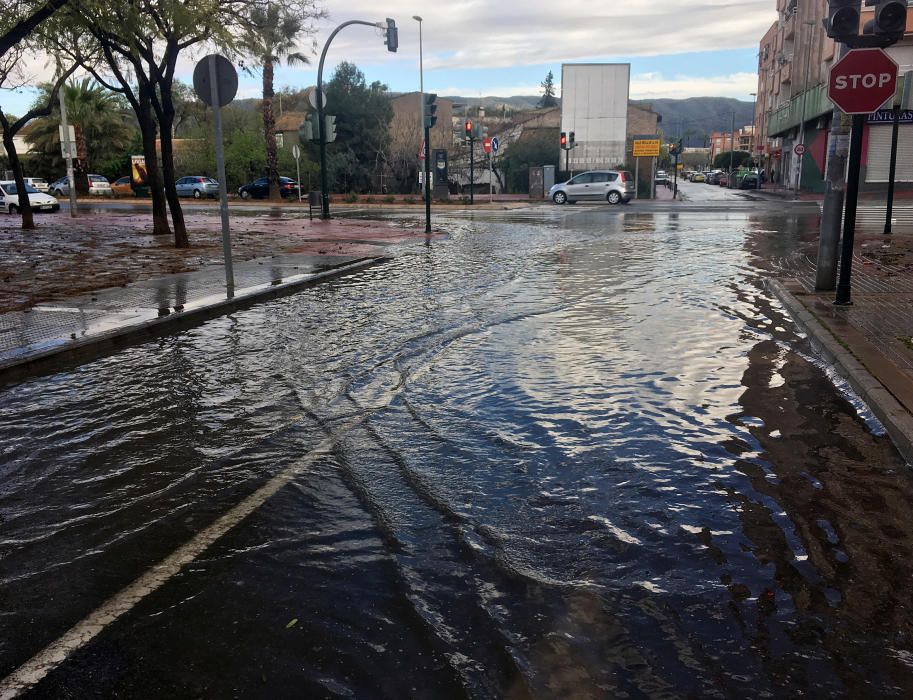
<box><xmin>728</xmin><ymin>111</ymin><xmax>735</xmax><ymax>188</ymax></box>
<box><xmin>57</xmin><ymin>67</ymin><xmax>77</xmax><ymax>217</ymax></box>
<box><xmin>885</xmin><ymin>72</ymin><xmax>912</xmax><ymax>234</ymax></box>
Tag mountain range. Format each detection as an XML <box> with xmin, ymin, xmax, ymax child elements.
<box><xmin>443</xmin><ymin>95</ymin><xmax>755</xmax><ymax>148</ymax></box>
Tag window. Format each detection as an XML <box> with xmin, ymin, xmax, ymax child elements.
<box><xmin>591</xmin><ymin>173</ymin><xmax>610</xmax><ymax>183</ymax></box>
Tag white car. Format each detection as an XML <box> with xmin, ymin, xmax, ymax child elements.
<box><xmin>0</xmin><ymin>181</ymin><xmax>60</xmax><ymax>214</ymax></box>
<box><xmin>49</xmin><ymin>174</ymin><xmax>114</xmax><ymax>197</ymax></box>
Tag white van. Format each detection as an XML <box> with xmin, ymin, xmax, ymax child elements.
<box><xmin>24</xmin><ymin>177</ymin><xmax>49</xmax><ymax>193</ymax></box>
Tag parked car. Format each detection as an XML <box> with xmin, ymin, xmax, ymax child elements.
<box><xmin>708</xmin><ymin>171</ymin><xmax>723</xmax><ymax>185</ymax></box>
<box><xmin>111</xmin><ymin>176</ymin><xmax>134</xmax><ymax>197</ymax></box>
<box><xmin>739</xmin><ymin>173</ymin><xmax>761</xmax><ymax>189</ymax></box>
<box><xmin>549</xmin><ymin>170</ymin><xmax>635</xmax><ymax>205</ymax></box>
<box><xmin>49</xmin><ymin>174</ymin><xmax>113</xmax><ymax>197</ymax></box>
<box><xmin>176</xmin><ymin>175</ymin><xmax>219</xmax><ymax>199</ymax></box>
<box><xmin>655</xmin><ymin>170</ymin><xmax>668</xmax><ymax>184</ymax></box>
<box><xmin>24</xmin><ymin>177</ymin><xmax>49</xmax><ymax>193</ymax></box>
<box><xmin>718</xmin><ymin>173</ymin><xmax>729</xmax><ymax>187</ymax></box>
<box><xmin>237</xmin><ymin>177</ymin><xmax>300</xmax><ymax>200</ymax></box>
<box><xmin>691</xmin><ymin>173</ymin><xmax>706</xmax><ymax>183</ymax></box>
<box><xmin>0</xmin><ymin>181</ymin><xmax>60</xmax><ymax>214</ymax></box>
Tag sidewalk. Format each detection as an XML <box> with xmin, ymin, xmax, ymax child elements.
<box><xmin>0</xmin><ymin>212</ymin><xmax>436</xmax><ymax>386</ymax></box>
<box><xmin>770</xmin><ymin>232</ymin><xmax>913</xmax><ymax>463</ymax></box>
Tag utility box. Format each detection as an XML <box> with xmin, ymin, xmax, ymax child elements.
<box><xmin>543</xmin><ymin>165</ymin><xmax>556</xmax><ymax>192</ymax></box>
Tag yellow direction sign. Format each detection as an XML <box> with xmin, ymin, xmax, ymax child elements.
<box><xmin>633</xmin><ymin>139</ymin><xmax>661</xmax><ymax>157</ymax></box>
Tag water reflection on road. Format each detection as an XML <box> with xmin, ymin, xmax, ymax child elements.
<box><xmin>2</xmin><ymin>206</ymin><xmax>913</xmax><ymax>698</ymax></box>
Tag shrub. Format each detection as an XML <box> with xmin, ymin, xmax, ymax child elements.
<box><xmin>344</xmin><ymin>193</ymin><xmax>358</xmax><ymax>203</ymax></box>
<box><xmin>384</xmin><ymin>195</ymin><xmax>395</xmax><ymax>204</ymax></box>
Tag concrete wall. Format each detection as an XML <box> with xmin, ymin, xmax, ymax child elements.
<box><xmin>560</xmin><ymin>64</ymin><xmax>630</xmax><ymax>171</ymax></box>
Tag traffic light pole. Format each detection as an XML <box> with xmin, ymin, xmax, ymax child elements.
<box><xmin>316</xmin><ymin>19</ymin><xmax>392</xmax><ymax>219</ymax></box>
<box><xmin>885</xmin><ymin>104</ymin><xmax>900</xmax><ymax>234</ymax></box>
<box><xmin>835</xmin><ymin>113</ymin><xmax>866</xmax><ymax>306</ymax></box>
<box><xmin>424</xmin><ymin>125</ymin><xmax>432</xmax><ymax>232</ymax></box>
<box><xmin>470</xmin><ymin>137</ymin><xmax>474</xmax><ymax>205</ymax></box>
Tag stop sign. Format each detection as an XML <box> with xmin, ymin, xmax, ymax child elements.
<box><xmin>828</xmin><ymin>48</ymin><xmax>898</xmax><ymax>114</ymax></box>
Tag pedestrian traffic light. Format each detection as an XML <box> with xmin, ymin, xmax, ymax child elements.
<box><xmin>560</xmin><ymin>132</ymin><xmax>567</xmax><ymax>148</ymax></box>
<box><xmin>385</xmin><ymin>18</ymin><xmax>398</xmax><ymax>53</ymax></box>
<box><xmin>827</xmin><ymin>0</ymin><xmax>861</xmax><ymax>42</ymax></box>
<box><xmin>325</xmin><ymin>115</ymin><xmax>337</xmax><ymax>143</ymax></box>
<box><xmin>482</xmin><ymin>125</ymin><xmax>489</xmax><ymax>139</ymax></box>
<box><xmin>465</xmin><ymin>119</ymin><xmax>473</xmax><ymax>141</ymax></box>
<box><xmin>867</xmin><ymin>0</ymin><xmax>908</xmax><ymax>40</ymax></box>
<box><xmin>569</xmin><ymin>131</ymin><xmax>575</xmax><ymax>147</ymax></box>
<box><xmin>424</xmin><ymin>93</ymin><xmax>437</xmax><ymax>129</ymax></box>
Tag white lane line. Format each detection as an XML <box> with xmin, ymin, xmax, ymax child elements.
<box><xmin>0</xmin><ymin>414</ymin><xmax>365</xmax><ymax>700</ymax></box>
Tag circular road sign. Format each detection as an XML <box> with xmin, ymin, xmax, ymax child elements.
<box><xmin>794</xmin><ymin>143</ymin><xmax>806</xmax><ymax>156</ymax></box>
<box><xmin>828</xmin><ymin>48</ymin><xmax>898</xmax><ymax>115</ymax></box>
<box><xmin>193</xmin><ymin>55</ymin><xmax>238</xmax><ymax>107</ymax></box>
<box><xmin>491</xmin><ymin>136</ymin><xmax>500</xmax><ymax>153</ymax></box>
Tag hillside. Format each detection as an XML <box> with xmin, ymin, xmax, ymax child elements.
<box><xmin>630</xmin><ymin>97</ymin><xmax>755</xmax><ymax>147</ymax></box>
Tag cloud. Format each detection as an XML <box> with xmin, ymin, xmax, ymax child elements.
<box><xmin>630</xmin><ymin>72</ymin><xmax>760</xmax><ymax>100</ymax></box>
<box><xmin>314</xmin><ymin>0</ymin><xmax>776</xmax><ymax>69</ymax></box>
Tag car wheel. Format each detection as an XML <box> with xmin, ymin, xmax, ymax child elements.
<box><xmin>240</xmin><ymin>190</ymin><xmax>251</xmax><ymax>200</ymax></box>
<box><xmin>552</xmin><ymin>191</ymin><xmax>567</xmax><ymax>205</ymax></box>
<box><xmin>8</xmin><ymin>204</ymin><xmax>18</xmax><ymax>215</ymax></box>
<box><xmin>193</xmin><ymin>189</ymin><xmax>202</xmax><ymax>199</ymax></box>
<box><xmin>607</xmin><ymin>191</ymin><xmax>622</xmax><ymax>205</ymax></box>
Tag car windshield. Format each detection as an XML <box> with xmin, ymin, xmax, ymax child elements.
<box><xmin>2</xmin><ymin>183</ymin><xmax>39</xmax><ymax>194</ymax></box>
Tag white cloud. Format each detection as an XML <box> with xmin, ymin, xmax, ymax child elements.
<box><xmin>630</xmin><ymin>72</ymin><xmax>760</xmax><ymax>100</ymax></box>
<box><xmin>315</xmin><ymin>0</ymin><xmax>776</xmax><ymax>69</ymax></box>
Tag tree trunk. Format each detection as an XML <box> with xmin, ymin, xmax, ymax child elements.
<box><xmin>138</xmin><ymin>84</ymin><xmax>171</xmax><ymax>238</ymax></box>
<box><xmin>157</xmin><ymin>108</ymin><xmax>189</xmax><ymax>248</ymax></box>
<box><xmin>154</xmin><ymin>70</ymin><xmax>189</xmax><ymax>247</ymax></box>
<box><xmin>74</xmin><ymin>124</ymin><xmax>90</xmax><ymax>194</ymax></box>
<box><xmin>262</xmin><ymin>58</ymin><xmax>281</xmax><ymax>201</ymax></box>
<box><xmin>0</xmin><ymin>125</ymin><xmax>35</xmax><ymax>229</ymax></box>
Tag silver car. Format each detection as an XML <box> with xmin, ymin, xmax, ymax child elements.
<box><xmin>176</xmin><ymin>176</ymin><xmax>219</xmax><ymax>199</ymax></box>
<box><xmin>49</xmin><ymin>174</ymin><xmax>113</xmax><ymax>197</ymax></box>
<box><xmin>549</xmin><ymin>170</ymin><xmax>635</xmax><ymax>205</ymax></box>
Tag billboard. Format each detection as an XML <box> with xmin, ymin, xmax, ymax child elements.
<box><xmin>560</xmin><ymin>64</ymin><xmax>630</xmax><ymax>171</ymax></box>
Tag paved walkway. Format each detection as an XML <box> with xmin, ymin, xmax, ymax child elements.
<box><xmin>0</xmin><ymin>251</ymin><xmax>384</xmax><ymax>385</ymax></box>
<box><xmin>773</xmin><ymin>233</ymin><xmax>913</xmax><ymax>462</ymax></box>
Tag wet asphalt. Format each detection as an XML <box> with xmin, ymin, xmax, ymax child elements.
<box><xmin>2</xmin><ymin>195</ymin><xmax>913</xmax><ymax>698</ymax></box>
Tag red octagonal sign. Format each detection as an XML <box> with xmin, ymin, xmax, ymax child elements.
<box><xmin>828</xmin><ymin>48</ymin><xmax>899</xmax><ymax>115</ymax></box>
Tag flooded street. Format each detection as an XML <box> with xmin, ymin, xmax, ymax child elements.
<box><xmin>2</xmin><ymin>204</ymin><xmax>913</xmax><ymax>698</ymax></box>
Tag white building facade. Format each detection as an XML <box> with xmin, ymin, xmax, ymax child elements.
<box><xmin>560</xmin><ymin>64</ymin><xmax>631</xmax><ymax>173</ymax></box>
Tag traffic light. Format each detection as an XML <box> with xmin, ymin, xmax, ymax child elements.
<box><xmin>827</xmin><ymin>0</ymin><xmax>861</xmax><ymax>42</ymax></box>
<box><xmin>569</xmin><ymin>131</ymin><xmax>575</xmax><ymax>147</ymax></box>
<box><xmin>385</xmin><ymin>18</ymin><xmax>398</xmax><ymax>52</ymax></box>
<box><xmin>325</xmin><ymin>115</ymin><xmax>337</xmax><ymax>143</ymax></box>
<box><xmin>560</xmin><ymin>131</ymin><xmax>567</xmax><ymax>148</ymax></box>
<box><xmin>482</xmin><ymin>125</ymin><xmax>489</xmax><ymax>139</ymax></box>
<box><xmin>423</xmin><ymin>93</ymin><xmax>437</xmax><ymax>129</ymax></box>
<box><xmin>868</xmin><ymin>0</ymin><xmax>908</xmax><ymax>40</ymax></box>
<box><xmin>299</xmin><ymin>112</ymin><xmax>319</xmax><ymax>142</ymax></box>
<box><xmin>465</xmin><ymin>119</ymin><xmax>473</xmax><ymax>141</ymax></box>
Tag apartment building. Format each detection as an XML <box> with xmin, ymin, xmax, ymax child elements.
<box><xmin>755</xmin><ymin>0</ymin><xmax>913</xmax><ymax>193</ymax></box>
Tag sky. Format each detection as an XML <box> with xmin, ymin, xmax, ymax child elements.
<box><xmin>2</xmin><ymin>0</ymin><xmax>776</xmax><ymax>114</ymax></box>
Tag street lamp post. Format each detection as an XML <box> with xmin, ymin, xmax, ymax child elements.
<box><xmin>412</xmin><ymin>15</ymin><xmax>431</xmax><ymax>233</ymax></box>
<box><xmin>795</xmin><ymin>19</ymin><xmax>816</xmax><ymax>194</ymax></box>
<box><xmin>750</xmin><ymin>92</ymin><xmax>760</xmax><ymax>190</ymax></box>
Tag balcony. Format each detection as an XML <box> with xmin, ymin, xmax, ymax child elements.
<box><xmin>768</xmin><ymin>83</ymin><xmax>833</xmax><ymax>137</ymax></box>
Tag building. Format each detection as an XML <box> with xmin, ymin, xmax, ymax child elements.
<box><xmin>708</xmin><ymin>126</ymin><xmax>756</xmax><ymax>163</ymax></box>
<box><xmin>560</xmin><ymin>64</ymin><xmax>630</xmax><ymax>172</ymax></box>
<box><xmin>756</xmin><ymin>0</ymin><xmax>913</xmax><ymax>192</ymax></box>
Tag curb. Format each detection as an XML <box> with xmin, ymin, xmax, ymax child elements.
<box><xmin>768</xmin><ymin>278</ymin><xmax>913</xmax><ymax>465</ymax></box>
<box><xmin>0</xmin><ymin>257</ymin><xmax>386</xmax><ymax>388</ymax></box>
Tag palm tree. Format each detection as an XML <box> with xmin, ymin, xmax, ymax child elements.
<box><xmin>26</xmin><ymin>78</ymin><xmax>135</xmax><ymax>191</ymax></box>
<box><xmin>241</xmin><ymin>4</ymin><xmax>312</xmax><ymax>201</ymax></box>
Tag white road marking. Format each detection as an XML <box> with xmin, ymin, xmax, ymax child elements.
<box><xmin>0</xmin><ymin>415</ymin><xmax>365</xmax><ymax>699</ymax></box>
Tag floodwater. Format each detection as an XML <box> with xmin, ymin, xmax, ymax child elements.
<box><xmin>2</xmin><ymin>206</ymin><xmax>913</xmax><ymax>698</ymax></box>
